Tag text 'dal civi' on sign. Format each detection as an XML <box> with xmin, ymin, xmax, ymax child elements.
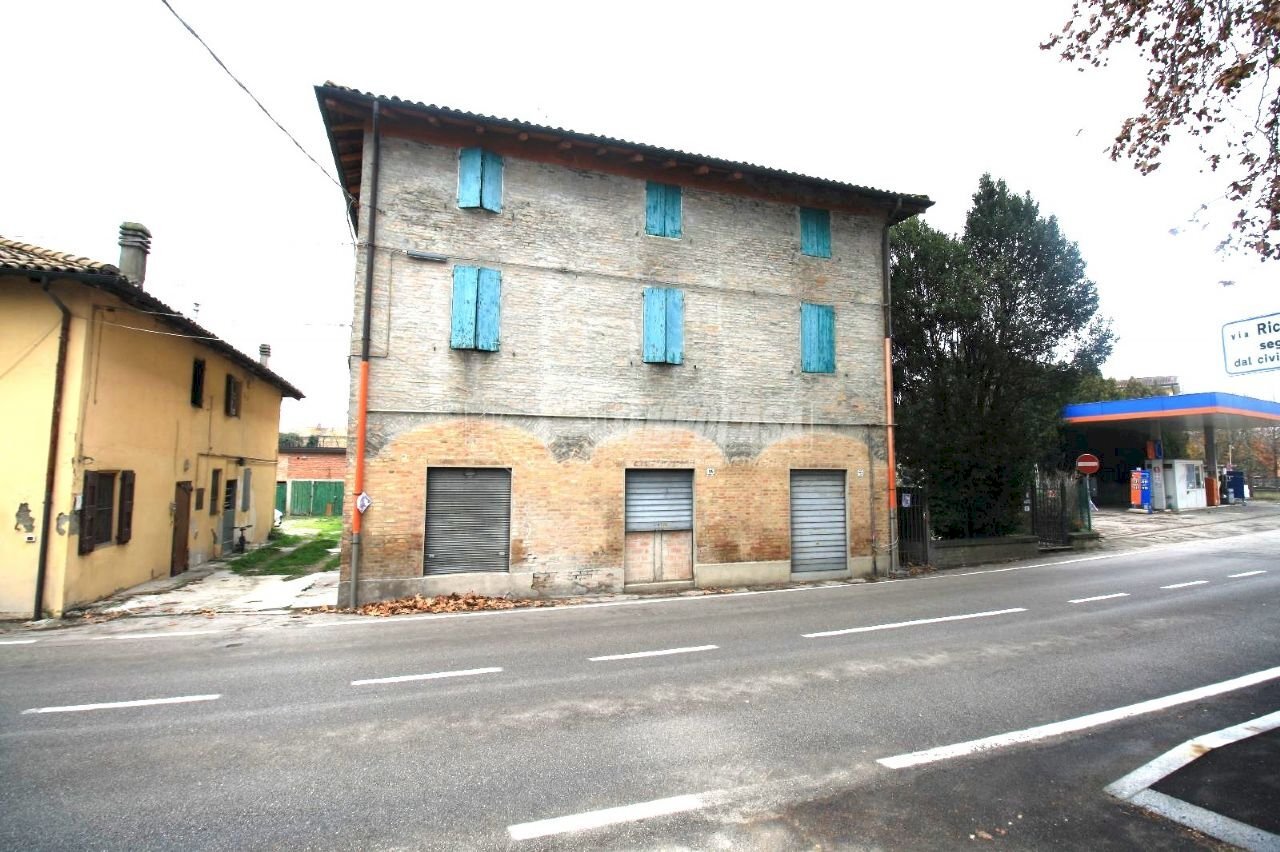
<box><xmin>1222</xmin><ymin>311</ymin><xmax>1280</xmax><ymax>375</ymax></box>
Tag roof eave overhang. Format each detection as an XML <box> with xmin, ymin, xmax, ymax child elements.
<box><xmin>315</xmin><ymin>83</ymin><xmax>934</xmax><ymax>232</ymax></box>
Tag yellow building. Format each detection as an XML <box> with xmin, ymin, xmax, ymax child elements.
<box><xmin>1</xmin><ymin>226</ymin><xmax>303</xmax><ymax>619</ymax></box>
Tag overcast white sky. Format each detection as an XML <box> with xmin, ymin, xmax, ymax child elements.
<box><xmin>5</xmin><ymin>1</ymin><xmax>1276</xmax><ymax>430</ymax></box>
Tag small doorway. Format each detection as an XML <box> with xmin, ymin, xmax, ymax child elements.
<box><xmin>424</xmin><ymin>468</ymin><xmax>512</xmax><ymax>574</ymax></box>
<box><xmin>624</xmin><ymin>469</ymin><xmax>694</xmax><ymax>585</ymax></box>
<box><xmin>220</xmin><ymin>479</ymin><xmax>237</xmax><ymax>555</ymax></box>
<box><xmin>171</xmin><ymin>481</ymin><xmax>192</xmax><ymax>576</ymax></box>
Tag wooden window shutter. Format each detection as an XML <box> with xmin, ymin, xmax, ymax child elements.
<box><xmin>642</xmin><ymin>287</ymin><xmax>667</xmax><ymax>363</ymax></box>
<box><xmin>475</xmin><ymin>268</ymin><xmax>502</xmax><ymax>351</ymax></box>
<box><xmin>645</xmin><ymin>182</ymin><xmax>667</xmax><ymax>236</ymax></box>
<box><xmin>210</xmin><ymin>469</ymin><xmax>221</xmax><ymax>515</ymax></box>
<box><xmin>458</xmin><ymin>147</ymin><xmax>484</xmax><ymax>208</ymax></box>
<box><xmin>191</xmin><ymin>359</ymin><xmax>206</xmax><ymax>407</ymax></box>
<box><xmin>450</xmin><ymin>266</ymin><xmax>480</xmax><ymax>349</ymax></box>
<box><xmin>480</xmin><ymin>150</ymin><xmax>503</xmax><ymax>213</ymax></box>
<box><xmin>79</xmin><ymin>471</ymin><xmax>99</xmax><ymax>554</ymax></box>
<box><xmin>664</xmin><ymin>184</ymin><xmax>682</xmax><ymax>239</ymax></box>
<box><xmin>800</xmin><ymin>208</ymin><xmax>832</xmax><ymax>258</ymax></box>
<box><xmin>801</xmin><ymin>302</ymin><xmax>836</xmax><ymax>373</ymax></box>
<box><xmin>116</xmin><ymin>470</ymin><xmax>135</xmax><ymax>545</ymax></box>
<box><xmin>664</xmin><ymin>288</ymin><xmax>685</xmax><ymax>365</ymax></box>
<box><xmin>241</xmin><ymin>469</ymin><xmax>252</xmax><ymax>511</ymax></box>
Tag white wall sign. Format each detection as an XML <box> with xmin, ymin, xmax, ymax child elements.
<box><xmin>1222</xmin><ymin>311</ymin><xmax>1280</xmax><ymax>375</ymax></box>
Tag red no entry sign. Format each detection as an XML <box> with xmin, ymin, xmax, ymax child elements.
<box><xmin>1076</xmin><ymin>453</ymin><xmax>1100</xmax><ymax>475</ymax></box>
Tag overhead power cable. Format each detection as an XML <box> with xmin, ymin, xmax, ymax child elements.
<box><xmin>157</xmin><ymin>0</ymin><xmax>358</xmax><ymax>238</ymax></box>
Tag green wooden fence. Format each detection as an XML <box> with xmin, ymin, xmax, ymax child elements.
<box><xmin>286</xmin><ymin>480</ymin><xmax>344</xmax><ymax>517</ymax></box>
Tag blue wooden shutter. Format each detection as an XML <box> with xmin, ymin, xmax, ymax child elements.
<box><xmin>801</xmin><ymin>302</ymin><xmax>836</xmax><ymax>373</ymax></box>
<box><xmin>665</xmin><ymin>288</ymin><xmax>684</xmax><ymax>364</ymax></box>
<box><xmin>645</xmin><ymin>182</ymin><xmax>667</xmax><ymax>236</ymax></box>
<box><xmin>642</xmin><ymin>287</ymin><xmax>667</xmax><ymax>362</ymax></box>
<box><xmin>480</xmin><ymin>150</ymin><xmax>503</xmax><ymax>212</ymax></box>
<box><xmin>475</xmin><ymin>268</ymin><xmax>502</xmax><ymax>351</ymax></box>
<box><xmin>450</xmin><ymin>266</ymin><xmax>480</xmax><ymax>348</ymax></box>
<box><xmin>458</xmin><ymin>148</ymin><xmax>483</xmax><ymax>208</ymax></box>
<box><xmin>800</xmin><ymin>208</ymin><xmax>831</xmax><ymax>257</ymax></box>
<box><xmin>664</xmin><ymin>184</ymin><xmax>682</xmax><ymax>238</ymax></box>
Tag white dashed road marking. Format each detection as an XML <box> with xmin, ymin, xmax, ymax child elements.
<box><xmin>508</xmin><ymin>794</ymin><xmax>706</xmax><ymax>840</ymax></box>
<box><xmin>804</xmin><ymin>608</ymin><xmax>1027</xmax><ymax>639</ymax></box>
<box><xmin>22</xmin><ymin>694</ymin><xmax>222</xmax><ymax>714</ymax></box>
<box><xmin>0</xmin><ymin>639</ymin><xmax>38</xmax><ymax>645</ymax></box>
<box><xmin>1228</xmin><ymin>570</ymin><xmax>1266</xmax><ymax>578</ymax></box>
<box><xmin>351</xmin><ymin>667</ymin><xmax>502</xmax><ymax>686</ymax></box>
<box><xmin>877</xmin><ymin>665</ymin><xmax>1280</xmax><ymax>769</ymax></box>
<box><xmin>1069</xmin><ymin>593</ymin><xmax>1130</xmax><ymax>604</ymax></box>
<box><xmin>1161</xmin><ymin>581</ymin><xmax>1209</xmax><ymax>590</ymax></box>
<box><xmin>589</xmin><ymin>645</ymin><xmax>718</xmax><ymax>662</ymax></box>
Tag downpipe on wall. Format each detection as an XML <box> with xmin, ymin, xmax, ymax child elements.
<box><xmin>350</xmin><ymin>99</ymin><xmax>381</xmax><ymax>610</ymax></box>
<box><xmin>35</xmin><ymin>277</ymin><xmax>71</xmax><ymax>620</ymax></box>
<box><xmin>882</xmin><ymin>198</ymin><xmax>902</xmax><ymax>575</ymax></box>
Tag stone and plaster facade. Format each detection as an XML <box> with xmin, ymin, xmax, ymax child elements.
<box><xmin>317</xmin><ymin>84</ymin><xmax>931</xmax><ymax>602</ymax></box>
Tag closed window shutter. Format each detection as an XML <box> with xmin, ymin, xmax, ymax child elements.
<box><xmin>642</xmin><ymin>287</ymin><xmax>667</xmax><ymax>363</ymax></box>
<box><xmin>645</xmin><ymin>182</ymin><xmax>668</xmax><ymax>236</ymax></box>
<box><xmin>801</xmin><ymin>302</ymin><xmax>836</xmax><ymax>373</ymax></box>
<box><xmin>475</xmin><ymin>268</ymin><xmax>502</xmax><ymax>351</ymax></box>
<box><xmin>116</xmin><ymin>470</ymin><xmax>135</xmax><ymax>545</ymax></box>
<box><xmin>458</xmin><ymin>147</ymin><xmax>483</xmax><ymax>208</ymax></box>
<box><xmin>480</xmin><ymin>150</ymin><xmax>503</xmax><ymax>212</ymax></box>
<box><xmin>664</xmin><ymin>288</ymin><xmax>684</xmax><ymax>365</ymax></box>
<box><xmin>450</xmin><ymin>266</ymin><xmax>480</xmax><ymax>349</ymax></box>
<box><xmin>241</xmin><ymin>468</ymin><xmax>252</xmax><ymax>511</ymax></box>
<box><xmin>800</xmin><ymin>208</ymin><xmax>831</xmax><ymax>258</ymax></box>
<box><xmin>191</xmin><ymin>359</ymin><xmax>205</xmax><ymax>407</ymax></box>
<box><xmin>79</xmin><ymin>471</ymin><xmax>99</xmax><ymax>554</ymax></box>
<box><xmin>664</xmin><ymin>184</ymin><xmax>682</xmax><ymax>238</ymax></box>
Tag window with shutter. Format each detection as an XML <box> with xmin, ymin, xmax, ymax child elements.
<box><xmin>458</xmin><ymin>147</ymin><xmax>503</xmax><ymax>212</ymax></box>
<box><xmin>801</xmin><ymin>302</ymin><xmax>836</xmax><ymax>373</ymax></box>
<box><xmin>645</xmin><ymin>182</ymin><xmax>682</xmax><ymax>238</ymax></box>
<box><xmin>210</xmin><ymin>470</ymin><xmax>222</xmax><ymax>515</ymax></box>
<box><xmin>224</xmin><ymin>375</ymin><xmax>242</xmax><ymax>417</ymax></box>
<box><xmin>642</xmin><ymin>287</ymin><xmax>684</xmax><ymax>365</ymax></box>
<box><xmin>450</xmin><ymin>266</ymin><xmax>502</xmax><ymax>351</ymax></box>
<box><xmin>116</xmin><ymin>470</ymin><xmax>135</xmax><ymax>544</ymax></box>
<box><xmin>191</xmin><ymin>359</ymin><xmax>206</xmax><ymax>407</ymax></box>
<box><xmin>241</xmin><ymin>468</ymin><xmax>252</xmax><ymax>511</ymax></box>
<box><xmin>800</xmin><ymin>208</ymin><xmax>832</xmax><ymax>258</ymax></box>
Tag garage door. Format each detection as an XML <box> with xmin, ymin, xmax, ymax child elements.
<box><xmin>625</xmin><ymin>469</ymin><xmax>693</xmax><ymax>531</ymax></box>
<box><xmin>424</xmin><ymin>468</ymin><xmax>511</xmax><ymax>575</ymax></box>
<box><xmin>790</xmin><ymin>470</ymin><xmax>847</xmax><ymax>572</ymax></box>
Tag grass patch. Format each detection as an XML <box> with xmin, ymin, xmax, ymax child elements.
<box><xmin>229</xmin><ymin>518</ymin><xmax>341</xmax><ymax>576</ymax></box>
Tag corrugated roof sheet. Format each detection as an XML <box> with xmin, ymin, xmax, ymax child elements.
<box><xmin>1</xmin><ymin>236</ymin><xmax>304</xmax><ymax>399</ymax></box>
<box><xmin>316</xmin><ymin>82</ymin><xmax>933</xmax><ymax>218</ymax></box>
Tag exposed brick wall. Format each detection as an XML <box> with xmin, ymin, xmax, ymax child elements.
<box><xmin>278</xmin><ymin>451</ymin><xmax>346</xmax><ymax>482</ymax></box>
<box><xmin>342</xmin><ymin>131</ymin><xmax>895</xmax><ymax>597</ymax></box>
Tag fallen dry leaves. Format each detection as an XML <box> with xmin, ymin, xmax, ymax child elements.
<box><xmin>308</xmin><ymin>591</ymin><xmax>558</xmax><ymax>617</ymax></box>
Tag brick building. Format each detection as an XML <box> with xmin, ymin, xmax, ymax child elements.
<box><xmin>316</xmin><ymin>83</ymin><xmax>931</xmax><ymax>603</ymax></box>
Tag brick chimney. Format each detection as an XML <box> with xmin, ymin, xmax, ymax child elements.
<box><xmin>259</xmin><ymin>344</ymin><xmax>271</xmax><ymax>368</ymax></box>
<box><xmin>117</xmin><ymin>222</ymin><xmax>151</xmax><ymax>288</ymax></box>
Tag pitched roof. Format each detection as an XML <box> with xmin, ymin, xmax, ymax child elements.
<box><xmin>0</xmin><ymin>236</ymin><xmax>304</xmax><ymax>399</ymax></box>
<box><xmin>316</xmin><ymin>82</ymin><xmax>933</xmax><ymax>230</ymax></box>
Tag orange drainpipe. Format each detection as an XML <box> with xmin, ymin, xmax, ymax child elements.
<box><xmin>349</xmin><ymin>100</ymin><xmax>381</xmax><ymax>608</ymax></box>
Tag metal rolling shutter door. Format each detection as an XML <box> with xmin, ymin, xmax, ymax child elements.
<box><xmin>425</xmin><ymin>468</ymin><xmax>511</xmax><ymax>575</ymax></box>
<box><xmin>625</xmin><ymin>470</ymin><xmax>693</xmax><ymax>531</ymax></box>
<box><xmin>790</xmin><ymin>470</ymin><xmax>847</xmax><ymax>572</ymax></box>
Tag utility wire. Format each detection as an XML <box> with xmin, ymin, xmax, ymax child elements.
<box><xmin>157</xmin><ymin>0</ymin><xmax>358</xmax><ymax>238</ymax></box>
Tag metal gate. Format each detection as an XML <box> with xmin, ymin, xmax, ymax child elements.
<box><xmin>624</xmin><ymin>470</ymin><xmax>694</xmax><ymax>584</ymax></box>
<box><xmin>424</xmin><ymin>468</ymin><xmax>511</xmax><ymax>575</ymax></box>
<box><xmin>897</xmin><ymin>485</ymin><xmax>930</xmax><ymax>567</ymax></box>
<box><xmin>789</xmin><ymin>470</ymin><xmax>847</xmax><ymax>572</ymax></box>
<box><xmin>1030</xmin><ymin>467</ymin><xmax>1074</xmax><ymax>549</ymax></box>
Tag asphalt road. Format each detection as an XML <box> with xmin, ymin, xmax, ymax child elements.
<box><xmin>1</xmin><ymin>528</ymin><xmax>1278</xmax><ymax>850</ymax></box>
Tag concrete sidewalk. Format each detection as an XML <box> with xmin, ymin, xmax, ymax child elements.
<box><xmin>64</xmin><ymin>563</ymin><xmax>338</xmax><ymax>620</ymax></box>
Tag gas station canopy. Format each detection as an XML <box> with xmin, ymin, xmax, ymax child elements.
<box><xmin>1063</xmin><ymin>392</ymin><xmax>1280</xmax><ymax>433</ymax></box>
